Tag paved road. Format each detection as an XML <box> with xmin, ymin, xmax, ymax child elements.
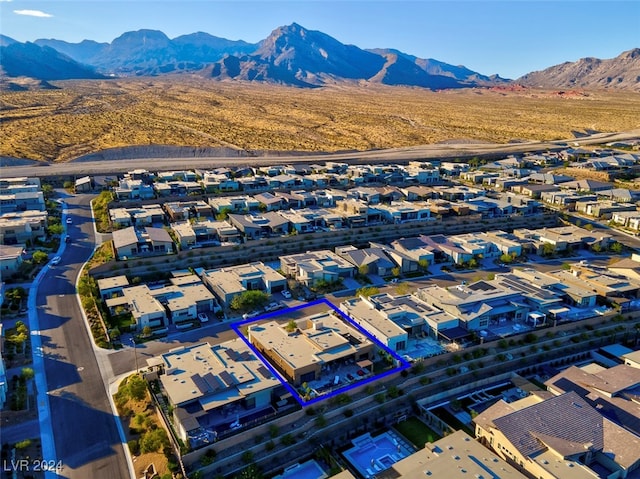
<box><xmin>35</xmin><ymin>193</ymin><xmax>129</xmax><ymax>479</ymax></box>
<box><xmin>4</xmin><ymin>129</ymin><xmax>640</xmax><ymax>178</ymax></box>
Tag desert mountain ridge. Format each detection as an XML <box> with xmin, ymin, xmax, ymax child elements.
<box><xmin>1</xmin><ymin>24</ymin><xmax>637</xmax><ymax>90</ymax></box>
<box><xmin>518</xmin><ymin>48</ymin><xmax>640</xmax><ymax>91</ymax></box>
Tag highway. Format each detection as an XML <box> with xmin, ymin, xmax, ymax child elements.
<box><xmin>4</xmin><ymin>129</ymin><xmax>640</xmax><ymax>178</ymax></box>
<box><xmin>35</xmin><ymin>194</ymin><xmax>129</xmax><ymax>479</ymax></box>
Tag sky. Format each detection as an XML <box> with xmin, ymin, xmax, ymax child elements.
<box><xmin>1</xmin><ymin>0</ymin><xmax>639</xmax><ymax>79</ymax></box>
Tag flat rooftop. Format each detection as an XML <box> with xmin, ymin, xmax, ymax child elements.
<box><xmin>248</xmin><ymin>311</ymin><xmax>372</xmax><ymax>371</ymax></box>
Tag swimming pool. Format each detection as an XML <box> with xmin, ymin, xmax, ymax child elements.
<box><xmin>343</xmin><ymin>432</ymin><xmax>414</xmax><ymax>478</ymax></box>
<box><xmin>272</xmin><ymin>459</ymin><xmax>328</xmax><ymax>479</ymax></box>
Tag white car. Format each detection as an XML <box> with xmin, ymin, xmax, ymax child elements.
<box><xmin>51</xmin><ymin>256</ymin><xmax>61</xmax><ymax>265</ymax></box>
<box><xmin>198</xmin><ymin>313</ymin><xmax>209</xmax><ymax>323</ymax></box>
<box><xmin>66</xmin><ymin>218</ymin><xmax>73</xmax><ymax>224</ymax></box>
<box><xmin>282</xmin><ymin>290</ymin><xmax>292</xmax><ymax>299</ymax></box>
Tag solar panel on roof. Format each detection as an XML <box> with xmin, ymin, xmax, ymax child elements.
<box><xmin>257</xmin><ymin>365</ymin><xmax>272</xmax><ymax>379</ymax></box>
<box><xmin>218</xmin><ymin>370</ymin><xmax>235</xmax><ymax>387</ymax></box>
<box><xmin>202</xmin><ymin>372</ymin><xmax>220</xmax><ymax>392</ymax></box>
<box><xmin>225</xmin><ymin>349</ymin><xmax>239</xmax><ymax>361</ymax></box>
<box><xmin>191</xmin><ymin>374</ymin><xmax>211</xmax><ymax>394</ymax></box>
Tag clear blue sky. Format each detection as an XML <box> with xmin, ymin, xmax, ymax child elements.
<box><xmin>1</xmin><ymin>0</ymin><xmax>639</xmax><ymax>78</ymax></box>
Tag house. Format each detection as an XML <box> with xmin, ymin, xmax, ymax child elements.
<box><xmin>268</xmin><ymin>174</ymin><xmax>300</xmax><ymax>189</ymax></box>
<box><xmin>228</xmin><ymin>212</ymin><xmax>289</xmax><ymax>239</ymax></box>
<box><xmin>280</xmin><ymin>250</ymin><xmax>355</xmax><ymax>287</ymax></box>
<box><xmin>439</xmin><ymin>162</ymin><xmax>470</xmax><ymax>177</ymax></box>
<box><xmin>481</xmin><ymin>231</ymin><xmax>522</xmax><ymax>258</ymax></box>
<box><xmin>608</xmin><ymin>256</ymin><xmax>640</xmax><ymax>282</ymax></box>
<box><xmin>335</xmin><ymin>245</ymin><xmax>398</xmax><ymax>276</ymax></box>
<box><xmin>545</xmin><ymin>363</ymin><xmax>640</xmax><ymax>437</ymax></box>
<box><xmin>74</xmin><ymin>176</ymin><xmax>93</xmax><ymax>193</ymax></box>
<box><xmin>333</xmin><ymin>199</ymin><xmax>382</xmax><ymax>227</ymax></box>
<box><xmin>341</xmin><ymin>293</ymin><xmax>442</xmax><ymax>353</ymax></box>
<box><xmin>375</xmin><ymin>201</ymin><xmax>431</xmax><ymax>224</ymax></box>
<box><xmin>248</xmin><ymin>311</ymin><xmax>374</xmax><ymax>386</ymax></box>
<box><xmin>389</xmin><ymin>237</ymin><xmax>436</xmax><ymax>266</ymax></box>
<box><xmin>104</xmin><ymin>275</ymin><xmax>219</xmax><ymax>328</ymax></box>
<box><xmin>209</xmin><ymin>196</ymin><xmax>259</xmax><ymax>215</ymax></box>
<box><xmin>404</xmin><ymin>161</ymin><xmax>440</xmax><ymax>184</ymax></box>
<box><xmin>113</xmin><ymin>178</ymin><xmax>155</xmax><ymax>200</ymax></box>
<box><xmin>513</xmin><ymin>225</ymin><xmax>612</xmax><ymax>254</ymax></box>
<box><xmin>0</xmin><ymin>191</ymin><xmax>46</xmax><ymax>214</ymax></box>
<box><xmin>201</xmin><ymin>262</ymin><xmax>286</xmax><ymax>306</ymax></box>
<box><xmin>171</xmin><ymin>222</ymin><xmax>197</xmax><ymax>249</ymax></box>
<box><xmin>432</xmin><ymin>185</ymin><xmax>484</xmax><ymax>201</ymax></box>
<box><xmin>414</xmin><ymin>280</ymin><xmax>531</xmax><ymax>334</ymax></box>
<box><xmin>574</xmin><ymin>199</ymin><xmax>636</xmax><ymax>219</ymax></box>
<box><xmin>540</xmin><ymin>191</ymin><xmax>596</xmax><ymax>210</ymax></box>
<box><xmin>545</xmin><ymin>269</ymin><xmax>610</xmax><ymax>308</ymax></box>
<box><xmin>158</xmin><ymin>340</ymin><xmax>281</xmax><ymax>444</ymax></box>
<box><xmin>164</xmin><ymin>201</ymin><xmax>212</xmax><ymax>222</ymax></box>
<box><xmin>0</xmin><ymin>211</ymin><xmax>47</xmax><ymax>246</ymax></box>
<box><xmin>390</xmin><ymin>430</ymin><xmax>527</xmax><ymax>479</ymax></box>
<box><xmin>253</xmin><ymin>192</ymin><xmax>286</xmax><ymax>211</ymax></box>
<box><xmin>514</xmin><ymin>183</ymin><xmax>559</xmax><ymax>199</ymax></box>
<box><xmin>277</xmin><ymin>210</ymin><xmax>314</xmax><ymax>233</ymax></box>
<box><xmin>112</xmin><ymin>226</ymin><xmax>174</xmax><ymax>260</ymax></box>
<box><xmin>400</xmin><ymin>185</ymin><xmax>434</xmax><ymax>201</ymax></box>
<box><xmin>109</xmin><ymin>205</ymin><xmax>165</xmax><ymax>228</ymax></box>
<box><xmin>96</xmin><ymin>275</ymin><xmax>130</xmax><ymax>300</ymax></box>
<box><xmin>560</xmin><ymin>178</ymin><xmax>613</xmax><ymax>193</ymax></box>
<box><xmin>201</xmin><ymin>172</ymin><xmax>240</xmax><ymax>192</ymax></box>
<box><xmin>193</xmin><ymin>219</ymin><xmax>242</xmax><ymax>244</ymax></box>
<box><xmin>474</xmin><ymin>390</ymin><xmax>640</xmax><ymax>479</ymax></box>
<box><xmin>106</xmin><ymin>284</ymin><xmax>168</xmax><ymax>330</ymax></box>
<box><xmin>0</xmin><ymin>244</ymin><xmax>24</xmax><ymax>275</ymax></box>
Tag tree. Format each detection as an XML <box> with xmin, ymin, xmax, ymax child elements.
<box><xmin>391</xmin><ymin>267</ymin><xmax>401</xmax><ymax>277</ymax></box>
<box><xmin>395</xmin><ymin>282</ymin><xmax>410</xmax><ymax>295</ymax></box>
<box><xmin>127</xmin><ymin>374</ymin><xmax>148</xmax><ymax>401</ymax></box>
<box><xmin>21</xmin><ymin>367</ymin><xmax>34</xmax><ymax>380</ymax></box>
<box><xmin>358</xmin><ymin>264</ymin><xmax>369</xmax><ymax>276</ymax></box>
<box><xmin>139</xmin><ymin>428</ymin><xmax>169</xmax><ymax>454</ymax></box>
<box><xmin>610</xmin><ymin>242</ymin><xmax>623</xmax><ymax>254</ymax></box>
<box><xmin>561</xmin><ymin>262</ymin><xmax>571</xmax><ymax>270</ymax></box>
<box><xmin>542</xmin><ymin>242</ymin><xmax>556</xmax><ymax>257</ymax></box>
<box><xmin>215</xmin><ymin>207</ymin><xmax>232</xmax><ymax>221</ymax></box>
<box><xmin>356</xmin><ymin>286</ymin><xmax>379</xmax><ymax>297</ymax></box>
<box><xmin>418</xmin><ymin>259</ymin><xmax>429</xmax><ymax>271</ymax></box>
<box><xmin>32</xmin><ymin>251</ymin><xmax>49</xmax><ymax>264</ymax></box>
<box><xmin>230</xmin><ymin>290</ymin><xmax>270</xmax><ymax>312</ymax></box>
<box><xmin>142</xmin><ymin>325</ymin><xmax>152</xmax><ymax>337</ymax></box>
<box><xmin>285</xmin><ymin>320</ymin><xmax>297</xmax><ymax>333</ymax></box>
<box><xmin>499</xmin><ymin>253</ymin><xmax>512</xmax><ymax>264</ymax></box>
<box><xmin>48</xmin><ymin>224</ymin><xmax>64</xmax><ymax>236</ymax></box>
<box><xmin>41</xmin><ymin>183</ymin><xmax>54</xmax><ymax>199</ymax></box>
<box><xmin>592</xmin><ymin>243</ymin><xmax>602</xmax><ymax>253</ymax></box>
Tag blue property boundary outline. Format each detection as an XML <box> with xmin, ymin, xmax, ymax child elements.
<box><xmin>231</xmin><ymin>298</ymin><xmax>411</xmax><ymax>406</ymax></box>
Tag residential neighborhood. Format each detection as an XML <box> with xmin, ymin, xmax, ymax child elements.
<box><xmin>2</xmin><ymin>143</ymin><xmax>640</xmax><ymax>479</ymax></box>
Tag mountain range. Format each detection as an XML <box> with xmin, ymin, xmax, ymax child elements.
<box><xmin>519</xmin><ymin>48</ymin><xmax>640</xmax><ymax>91</ymax></box>
<box><xmin>1</xmin><ymin>23</ymin><xmax>638</xmax><ymax>90</ymax></box>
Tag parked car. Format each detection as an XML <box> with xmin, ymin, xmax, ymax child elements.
<box><xmin>64</xmin><ymin>235</ymin><xmax>71</xmax><ymax>243</ymax></box>
<box><xmin>66</xmin><ymin>218</ymin><xmax>73</xmax><ymax>224</ymax></box>
<box><xmin>282</xmin><ymin>290</ymin><xmax>292</xmax><ymax>299</ymax></box>
<box><xmin>265</xmin><ymin>302</ymin><xmax>281</xmax><ymax>312</ymax></box>
<box><xmin>51</xmin><ymin>256</ymin><xmax>61</xmax><ymax>265</ymax></box>
<box><xmin>198</xmin><ymin>313</ymin><xmax>209</xmax><ymax>323</ymax></box>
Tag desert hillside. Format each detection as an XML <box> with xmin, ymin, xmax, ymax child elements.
<box><xmin>2</xmin><ymin>78</ymin><xmax>640</xmax><ymax>162</ymax></box>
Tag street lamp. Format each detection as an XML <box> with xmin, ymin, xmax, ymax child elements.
<box><xmin>130</xmin><ymin>337</ymin><xmax>139</xmax><ymax>373</ymax></box>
